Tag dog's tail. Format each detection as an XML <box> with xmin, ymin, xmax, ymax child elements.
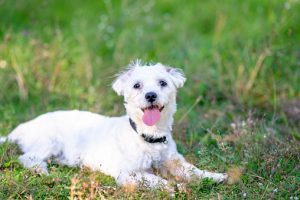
<box><xmin>0</xmin><ymin>136</ymin><xmax>8</xmax><ymax>144</ymax></box>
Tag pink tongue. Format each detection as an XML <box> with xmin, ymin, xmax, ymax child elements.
<box><xmin>142</xmin><ymin>108</ymin><xmax>161</xmax><ymax>126</ymax></box>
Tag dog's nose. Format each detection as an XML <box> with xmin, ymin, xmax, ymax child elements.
<box><xmin>145</xmin><ymin>92</ymin><xmax>157</xmax><ymax>103</ymax></box>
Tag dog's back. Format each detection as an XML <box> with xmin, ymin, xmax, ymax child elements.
<box><xmin>9</xmin><ymin>110</ymin><xmax>106</xmax><ymax>145</ymax></box>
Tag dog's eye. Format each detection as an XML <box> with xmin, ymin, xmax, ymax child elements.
<box><xmin>159</xmin><ymin>80</ymin><xmax>167</xmax><ymax>87</ymax></box>
<box><xmin>133</xmin><ymin>83</ymin><xmax>141</xmax><ymax>89</ymax></box>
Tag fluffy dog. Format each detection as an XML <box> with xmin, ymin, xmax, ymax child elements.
<box><xmin>3</xmin><ymin>61</ymin><xmax>227</xmax><ymax>191</ymax></box>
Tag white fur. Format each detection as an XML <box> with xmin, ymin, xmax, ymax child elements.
<box><xmin>6</xmin><ymin>62</ymin><xmax>227</xmax><ymax>190</ymax></box>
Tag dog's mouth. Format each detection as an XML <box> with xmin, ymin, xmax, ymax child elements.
<box><xmin>141</xmin><ymin>105</ymin><xmax>164</xmax><ymax>126</ymax></box>
<box><xmin>141</xmin><ymin>105</ymin><xmax>164</xmax><ymax>112</ymax></box>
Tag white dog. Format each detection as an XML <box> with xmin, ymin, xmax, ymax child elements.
<box><xmin>2</xmin><ymin>61</ymin><xmax>227</xmax><ymax>191</ymax></box>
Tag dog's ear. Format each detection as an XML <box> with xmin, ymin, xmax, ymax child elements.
<box><xmin>113</xmin><ymin>60</ymin><xmax>143</xmax><ymax>95</ymax></box>
<box><xmin>165</xmin><ymin>66</ymin><xmax>186</xmax><ymax>88</ymax></box>
<box><xmin>112</xmin><ymin>73</ymin><xmax>126</xmax><ymax>96</ymax></box>
<box><xmin>112</xmin><ymin>69</ymin><xmax>132</xmax><ymax>96</ymax></box>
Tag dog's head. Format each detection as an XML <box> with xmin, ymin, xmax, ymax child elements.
<box><xmin>112</xmin><ymin>61</ymin><xmax>185</xmax><ymax>131</ymax></box>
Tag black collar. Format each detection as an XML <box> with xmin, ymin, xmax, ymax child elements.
<box><xmin>129</xmin><ymin>118</ymin><xmax>167</xmax><ymax>144</ymax></box>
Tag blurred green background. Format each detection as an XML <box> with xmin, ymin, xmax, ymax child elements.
<box><xmin>0</xmin><ymin>0</ymin><xmax>299</xmax><ymax>199</ymax></box>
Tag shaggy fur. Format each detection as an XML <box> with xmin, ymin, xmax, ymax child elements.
<box><xmin>3</xmin><ymin>61</ymin><xmax>227</xmax><ymax>191</ymax></box>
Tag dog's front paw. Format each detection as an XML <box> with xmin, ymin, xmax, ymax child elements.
<box><xmin>219</xmin><ymin>173</ymin><xmax>229</xmax><ymax>183</ymax></box>
<box><xmin>211</xmin><ymin>173</ymin><xmax>228</xmax><ymax>183</ymax></box>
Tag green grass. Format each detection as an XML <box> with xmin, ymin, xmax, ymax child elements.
<box><xmin>0</xmin><ymin>0</ymin><xmax>300</xmax><ymax>199</ymax></box>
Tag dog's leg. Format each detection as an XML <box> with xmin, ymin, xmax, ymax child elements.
<box><xmin>19</xmin><ymin>152</ymin><xmax>49</xmax><ymax>174</ymax></box>
<box><xmin>17</xmin><ymin>142</ymin><xmax>56</xmax><ymax>175</ymax></box>
<box><xmin>161</xmin><ymin>155</ymin><xmax>228</xmax><ymax>183</ymax></box>
<box><xmin>116</xmin><ymin>171</ymin><xmax>172</xmax><ymax>192</ymax></box>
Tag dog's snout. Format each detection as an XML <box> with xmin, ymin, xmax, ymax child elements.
<box><xmin>145</xmin><ymin>92</ymin><xmax>157</xmax><ymax>103</ymax></box>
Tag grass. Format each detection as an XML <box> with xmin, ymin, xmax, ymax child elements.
<box><xmin>0</xmin><ymin>0</ymin><xmax>299</xmax><ymax>199</ymax></box>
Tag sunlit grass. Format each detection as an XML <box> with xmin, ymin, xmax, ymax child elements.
<box><xmin>0</xmin><ymin>0</ymin><xmax>299</xmax><ymax>199</ymax></box>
